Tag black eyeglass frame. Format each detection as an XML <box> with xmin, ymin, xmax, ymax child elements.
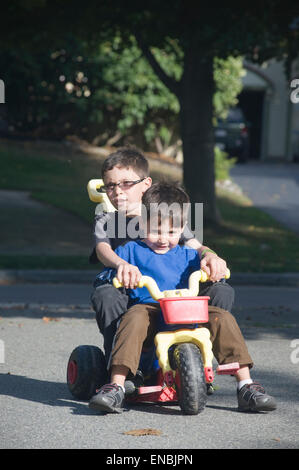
<box><xmin>101</xmin><ymin>177</ymin><xmax>146</xmax><ymax>193</ymax></box>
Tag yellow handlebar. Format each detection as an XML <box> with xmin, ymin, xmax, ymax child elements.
<box><xmin>114</xmin><ymin>275</ymin><xmax>164</xmax><ymax>300</ymax></box>
<box><xmin>112</xmin><ymin>269</ymin><xmax>230</xmax><ymax>300</ymax></box>
<box><xmin>87</xmin><ymin>179</ymin><xmax>116</xmax><ymax>212</ymax></box>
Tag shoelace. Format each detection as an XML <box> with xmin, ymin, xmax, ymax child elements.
<box><xmin>96</xmin><ymin>383</ymin><xmax>120</xmax><ymax>394</ymax></box>
<box><xmin>246</xmin><ymin>382</ymin><xmax>265</xmax><ymax>394</ymax></box>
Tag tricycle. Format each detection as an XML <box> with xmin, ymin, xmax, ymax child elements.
<box><xmin>67</xmin><ymin>268</ymin><xmax>239</xmax><ymax>415</ymax></box>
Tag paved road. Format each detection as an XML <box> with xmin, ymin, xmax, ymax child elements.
<box><xmin>0</xmin><ymin>283</ymin><xmax>298</xmax><ymax>450</ymax></box>
<box><xmin>231</xmin><ymin>161</ymin><xmax>299</xmax><ymax>235</ymax></box>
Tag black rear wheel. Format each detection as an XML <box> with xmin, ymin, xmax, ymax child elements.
<box><xmin>173</xmin><ymin>343</ymin><xmax>207</xmax><ymax>415</ymax></box>
<box><xmin>67</xmin><ymin>345</ymin><xmax>108</xmax><ymax>400</ymax></box>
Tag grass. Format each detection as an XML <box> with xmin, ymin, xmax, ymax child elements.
<box><xmin>209</xmin><ymin>190</ymin><xmax>299</xmax><ymax>272</ymax></box>
<box><xmin>1</xmin><ymin>138</ymin><xmax>299</xmax><ymax>272</ymax></box>
<box><xmin>0</xmin><ymin>140</ymin><xmax>97</xmax><ymax>224</ymax></box>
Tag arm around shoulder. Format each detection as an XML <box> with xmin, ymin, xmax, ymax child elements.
<box><xmin>96</xmin><ymin>241</ymin><xmax>129</xmax><ymax>269</ymax></box>
<box><xmin>96</xmin><ymin>241</ymin><xmax>142</xmax><ymax>289</ymax></box>
<box><xmin>185</xmin><ymin>238</ymin><xmax>227</xmax><ymax>282</ymax></box>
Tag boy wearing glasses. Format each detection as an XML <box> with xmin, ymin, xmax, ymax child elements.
<box><xmin>89</xmin><ymin>182</ymin><xmax>276</xmax><ymax>414</ymax></box>
<box><xmin>90</xmin><ymin>147</ymin><xmax>234</xmax><ymax>364</ymax></box>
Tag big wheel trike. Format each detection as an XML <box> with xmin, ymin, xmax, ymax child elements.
<box><xmin>67</xmin><ymin>269</ymin><xmax>240</xmax><ymax>415</ymax></box>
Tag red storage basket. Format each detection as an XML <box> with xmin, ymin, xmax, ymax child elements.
<box><xmin>158</xmin><ymin>296</ymin><xmax>210</xmax><ymax>324</ymax></box>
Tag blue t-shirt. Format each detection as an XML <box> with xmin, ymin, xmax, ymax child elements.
<box><xmin>109</xmin><ymin>240</ymin><xmax>201</xmax><ymax>305</ymax></box>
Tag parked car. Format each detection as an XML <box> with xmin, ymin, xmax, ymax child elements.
<box><xmin>214</xmin><ymin>107</ymin><xmax>250</xmax><ymax>163</ymax></box>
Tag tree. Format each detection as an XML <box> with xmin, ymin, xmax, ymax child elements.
<box><xmin>129</xmin><ymin>3</ymin><xmax>299</xmax><ymax>222</ymax></box>
<box><xmin>1</xmin><ymin>1</ymin><xmax>298</xmax><ymax>222</ymax></box>
<box><xmin>0</xmin><ymin>31</ymin><xmax>243</xmax><ymax>152</ymax></box>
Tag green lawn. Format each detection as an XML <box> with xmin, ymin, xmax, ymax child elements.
<box><xmin>0</xmin><ymin>140</ymin><xmax>97</xmax><ymax>224</ymax></box>
<box><xmin>207</xmin><ymin>190</ymin><xmax>299</xmax><ymax>272</ymax></box>
<box><xmin>1</xmin><ymin>139</ymin><xmax>299</xmax><ymax>272</ymax></box>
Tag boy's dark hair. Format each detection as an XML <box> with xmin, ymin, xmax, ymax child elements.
<box><xmin>142</xmin><ymin>181</ymin><xmax>190</xmax><ymax>228</ymax></box>
<box><xmin>101</xmin><ymin>147</ymin><xmax>149</xmax><ymax>178</ymax></box>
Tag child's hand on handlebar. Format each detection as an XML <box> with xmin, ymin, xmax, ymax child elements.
<box><xmin>200</xmin><ymin>253</ymin><xmax>228</xmax><ymax>282</ymax></box>
<box><xmin>116</xmin><ymin>262</ymin><xmax>142</xmax><ymax>289</ymax></box>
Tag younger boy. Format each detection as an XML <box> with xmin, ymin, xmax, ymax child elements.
<box><xmin>89</xmin><ymin>182</ymin><xmax>277</xmax><ymax>414</ymax></box>
<box><xmin>90</xmin><ymin>147</ymin><xmax>234</xmax><ymax>363</ymax></box>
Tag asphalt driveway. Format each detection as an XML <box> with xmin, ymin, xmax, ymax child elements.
<box><xmin>231</xmin><ymin>161</ymin><xmax>299</xmax><ymax>235</ymax></box>
<box><xmin>0</xmin><ymin>283</ymin><xmax>298</xmax><ymax>450</ymax></box>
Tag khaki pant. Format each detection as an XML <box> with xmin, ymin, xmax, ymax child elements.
<box><xmin>111</xmin><ymin>303</ymin><xmax>253</xmax><ymax>376</ymax></box>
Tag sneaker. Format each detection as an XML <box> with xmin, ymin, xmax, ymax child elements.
<box><xmin>88</xmin><ymin>383</ymin><xmax>125</xmax><ymax>413</ymax></box>
<box><xmin>237</xmin><ymin>382</ymin><xmax>277</xmax><ymax>412</ymax></box>
<box><xmin>124</xmin><ymin>370</ymin><xmax>144</xmax><ymax>395</ymax></box>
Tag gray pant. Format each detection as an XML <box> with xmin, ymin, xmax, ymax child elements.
<box><xmin>90</xmin><ymin>281</ymin><xmax>235</xmax><ymax>364</ymax></box>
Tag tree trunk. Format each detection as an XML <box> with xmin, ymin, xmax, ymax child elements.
<box><xmin>179</xmin><ymin>48</ymin><xmax>221</xmax><ymax>224</ymax></box>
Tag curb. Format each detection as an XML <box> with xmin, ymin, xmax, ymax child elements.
<box><xmin>0</xmin><ymin>302</ymin><xmax>92</xmax><ymax>310</ymax></box>
<box><xmin>231</xmin><ymin>272</ymin><xmax>299</xmax><ymax>287</ymax></box>
<box><xmin>1</xmin><ymin>269</ymin><xmax>299</xmax><ymax>287</ymax></box>
<box><xmin>0</xmin><ymin>269</ymin><xmax>98</xmax><ymax>284</ymax></box>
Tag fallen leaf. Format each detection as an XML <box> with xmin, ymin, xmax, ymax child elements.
<box><xmin>123</xmin><ymin>428</ymin><xmax>162</xmax><ymax>436</ymax></box>
<box><xmin>42</xmin><ymin>316</ymin><xmax>60</xmax><ymax>323</ymax></box>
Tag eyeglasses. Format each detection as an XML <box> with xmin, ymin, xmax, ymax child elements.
<box><xmin>101</xmin><ymin>178</ymin><xmax>146</xmax><ymax>193</ymax></box>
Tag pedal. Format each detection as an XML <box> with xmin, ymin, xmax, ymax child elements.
<box><xmin>138</xmin><ymin>385</ymin><xmax>163</xmax><ymax>395</ymax></box>
<box><xmin>216</xmin><ymin>362</ymin><xmax>240</xmax><ymax>375</ymax></box>
<box><xmin>204</xmin><ymin>366</ymin><xmax>214</xmax><ymax>383</ymax></box>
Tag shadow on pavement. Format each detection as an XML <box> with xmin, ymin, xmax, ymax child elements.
<box><xmin>0</xmin><ymin>372</ymin><xmax>96</xmax><ymax>416</ymax></box>
<box><xmin>1</xmin><ymin>360</ymin><xmax>298</xmax><ymax>420</ymax></box>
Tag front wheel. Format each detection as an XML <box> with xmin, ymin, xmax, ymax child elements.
<box><xmin>173</xmin><ymin>343</ymin><xmax>207</xmax><ymax>415</ymax></box>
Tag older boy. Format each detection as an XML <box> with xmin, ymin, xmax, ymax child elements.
<box><xmin>89</xmin><ymin>182</ymin><xmax>277</xmax><ymax>414</ymax></box>
<box><xmin>90</xmin><ymin>147</ymin><xmax>234</xmax><ymax>363</ymax></box>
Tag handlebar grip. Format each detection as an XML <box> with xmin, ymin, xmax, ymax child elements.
<box><xmin>113</xmin><ymin>276</ymin><xmax>163</xmax><ymax>300</ymax></box>
<box><xmin>113</xmin><ymin>277</ymin><xmax>123</xmax><ymax>289</ymax></box>
<box><xmin>200</xmin><ymin>268</ymin><xmax>230</xmax><ymax>281</ymax></box>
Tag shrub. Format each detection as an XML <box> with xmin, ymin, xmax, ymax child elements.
<box><xmin>214</xmin><ymin>146</ymin><xmax>236</xmax><ymax>181</ymax></box>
